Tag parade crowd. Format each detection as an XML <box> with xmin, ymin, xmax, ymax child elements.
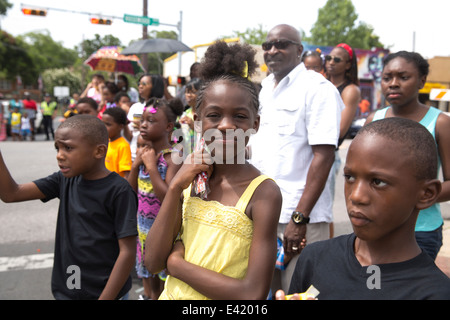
<box><xmin>0</xmin><ymin>23</ymin><xmax>449</xmax><ymax>300</ymax></box>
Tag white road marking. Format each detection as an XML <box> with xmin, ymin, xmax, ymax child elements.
<box><xmin>0</xmin><ymin>253</ymin><xmax>54</xmax><ymax>272</ymax></box>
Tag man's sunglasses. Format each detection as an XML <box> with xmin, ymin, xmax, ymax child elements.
<box><xmin>262</xmin><ymin>39</ymin><xmax>300</xmax><ymax>51</ymax></box>
<box><xmin>325</xmin><ymin>55</ymin><xmax>346</xmax><ymax>63</ymax></box>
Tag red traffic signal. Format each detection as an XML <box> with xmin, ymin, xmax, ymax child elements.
<box><xmin>177</xmin><ymin>76</ymin><xmax>186</xmax><ymax>86</ymax></box>
<box><xmin>90</xmin><ymin>17</ymin><xmax>112</xmax><ymax>25</ymax></box>
<box><xmin>22</xmin><ymin>8</ymin><xmax>47</xmax><ymax>16</ymax></box>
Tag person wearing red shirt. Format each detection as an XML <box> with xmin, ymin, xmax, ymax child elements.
<box><xmin>22</xmin><ymin>92</ymin><xmax>37</xmax><ymax>141</ymax></box>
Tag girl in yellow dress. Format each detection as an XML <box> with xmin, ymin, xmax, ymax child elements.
<box><xmin>145</xmin><ymin>41</ymin><xmax>283</xmax><ymax>300</ymax></box>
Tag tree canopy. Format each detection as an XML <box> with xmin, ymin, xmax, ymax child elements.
<box><xmin>0</xmin><ymin>30</ymin><xmax>37</xmax><ymax>84</ymax></box>
<box><xmin>306</xmin><ymin>0</ymin><xmax>383</xmax><ymax>49</ymax></box>
<box><xmin>224</xmin><ymin>24</ymin><xmax>268</xmax><ymax>45</ymax></box>
<box><xmin>0</xmin><ymin>0</ymin><xmax>12</xmax><ymax>16</ymax></box>
<box><xmin>18</xmin><ymin>31</ymin><xmax>79</xmax><ymax>71</ymax></box>
<box><xmin>78</xmin><ymin>34</ymin><xmax>123</xmax><ymax>59</ymax></box>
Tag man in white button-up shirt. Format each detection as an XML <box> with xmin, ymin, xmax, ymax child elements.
<box><xmin>250</xmin><ymin>24</ymin><xmax>344</xmax><ymax>292</ymax></box>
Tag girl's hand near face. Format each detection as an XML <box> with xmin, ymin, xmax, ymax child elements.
<box><xmin>141</xmin><ymin>146</ymin><xmax>157</xmax><ymax>171</ymax></box>
<box><xmin>180</xmin><ymin>115</ymin><xmax>194</xmax><ymax>130</ymax></box>
<box><xmin>170</xmin><ymin>149</ymin><xmax>213</xmax><ymax>192</ymax></box>
<box><xmin>133</xmin><ymin>148</ymin><xmax>145</xmax><ymax>168</ymax></box>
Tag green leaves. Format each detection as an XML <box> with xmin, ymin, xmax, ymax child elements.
<box><xmin>307</xmin><ymin>0</ymin><xmax>384</xmax><ymax>49</ymax></box>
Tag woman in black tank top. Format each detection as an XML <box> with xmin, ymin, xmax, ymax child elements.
<box><xmin>326</xmin><ymin>43</ymin><xmax>361</xmax><ymax>145</ymax></box>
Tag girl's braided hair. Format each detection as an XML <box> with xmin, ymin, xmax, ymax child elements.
<box><xmin>195</xmin><ymin>41</ymin><xmax>260</xmax><ymax>115</ymax></box>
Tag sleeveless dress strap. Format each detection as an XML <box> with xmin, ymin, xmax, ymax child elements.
<box><xmin>235</xmin><ymin>175</ymin><xmax>272</xmax><ymax>213</ymax></box>
<box><xmin>159</xmin><ymin>147</ymin><xmax>175</xmax><ymax>156</ymax></box>
<box><xmin>372</xmin><ymin>107</ymin><xmax>390</xmax><ymax>121</ymax></box>
<box><xmin>419</xmin><ymin>107</ymin><xmax>441</xmax><ymax>138</ymax></box>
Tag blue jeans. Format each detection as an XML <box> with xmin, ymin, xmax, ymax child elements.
<box><xmin>415</xmin><ymin>224</ymin><xmax>443</xmax><ymax>260</ymax></box>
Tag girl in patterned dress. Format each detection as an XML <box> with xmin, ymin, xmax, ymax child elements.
<box><xmin>128</xmin><ymin>98</ymin><xmax>183</xmax><ymax>299</ymax></box>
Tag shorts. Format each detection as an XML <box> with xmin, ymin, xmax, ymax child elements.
<box><xmin>11</xmin><ymin>125</ymin><xmax>20</xmax><ymax>134</ymax></box>
<box><xmin>416</xmin><ymin>224</ymin><xmax>443</xmax><ymax>260</ymax></box>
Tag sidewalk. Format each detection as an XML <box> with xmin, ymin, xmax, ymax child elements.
<box><xmin>436</xmin><ymin>219</ymin><xmax>450</xmax><ymax>277</ymax></box>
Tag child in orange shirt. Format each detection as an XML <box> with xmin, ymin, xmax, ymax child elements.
<box><xmin>102</xmin><ymin>107</ymin><xmax>132</xmax><ymax>178</ymax></box>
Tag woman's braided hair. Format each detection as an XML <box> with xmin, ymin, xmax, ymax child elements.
<box><xmin>195</xmin><ymin>41</ymin><xmax>260</xmax><ymax>115</ymax></box>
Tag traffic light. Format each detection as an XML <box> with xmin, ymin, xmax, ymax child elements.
<box><xmin>90</xmin><ymin>17</ymin><xmax>112</xmax><ymax>25</ymax></box>
<box><xmin>177</xmin><ymin>76</ymin><xmax>186</xmax><ymax>86</ymax></box>
<box><xmin>167</xmin><ymin>76</ymin><xmax>187</xmax><ymax>86</ymax></box>
<box><xmin>22</xmin><ymin>8</ymin><xmax>47</xmax><ymax>16</ymax></box>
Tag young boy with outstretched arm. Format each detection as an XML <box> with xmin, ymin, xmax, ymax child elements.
<box><xmin>0</xmin><ymin>115</ymin><xmax>137</xmax><ymax>300</ymax></box>
<box><xmin>277</xmin><ymin>118</ymin><xmax>450</xmax><ymax>300</ymax></box>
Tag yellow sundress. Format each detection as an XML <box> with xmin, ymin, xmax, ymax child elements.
<box><xmin>159</xmin><ymin>174</ymin><xmax>271</xmax><ymax>300</ymax></box>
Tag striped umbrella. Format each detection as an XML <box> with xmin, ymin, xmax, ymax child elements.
<box><xmin>84</xmin><ymin>46</ymin><xmax>145</xmax><ymax>75</ymax></box>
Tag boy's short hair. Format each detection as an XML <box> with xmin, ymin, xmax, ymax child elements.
<box><xmin>113</xmin><ymin>91</ymin><xmax>130</xmax><ymax>103</ymax></box>
<box><xmin>76</xmin><ymin>97</ymin><xmax>98</xmax><ymax>111</ymax></box>
<box><xmin>357</xmin><ymin>117</ymin><xmax>438</xmax><ymax>180</ymax></box>
<box><xmin>102</xmin><ymin>107</ymin><xmax>128</xmax><ymax>125</ymax></box>
<box><xmin>58</xmin><ymin>114</ymin><xmax>108</xmax><ymax>146</ymax></box>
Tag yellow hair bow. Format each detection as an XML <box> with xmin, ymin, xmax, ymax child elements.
<box><xmin>233</xmin><ymin>61</ymin><xmax>250</xmax><ymax>80</ymax></box>
<box><xmin>241</xmin><ymin>61</ymin><xmax>249</xmax><ymax>79</ymax></box>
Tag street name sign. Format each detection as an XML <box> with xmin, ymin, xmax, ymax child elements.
<box><xmin>123</xmin><ymin>14</ymin><xmax>159</xmax><ymax>26</ymax></box>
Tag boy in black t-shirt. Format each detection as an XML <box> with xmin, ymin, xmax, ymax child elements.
<box><xmin>0</xmin><ymin>115</ymin><xmax>137</xmax><ymax>300</ymax></box>
<box><xmin>277</xmin><ymin>118</ymin><xmax>450</xmax><ymax>300</ymax></box>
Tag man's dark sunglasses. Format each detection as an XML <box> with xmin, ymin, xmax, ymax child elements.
<box><xmin>325</xmin><ymin>55</ymin><xmax>345</xmax><ymax>63</ymax></box>
<box><xmin>262</xmin><ymin>39</ymin><xmax>300</xmax><ymax>51</ymax></box>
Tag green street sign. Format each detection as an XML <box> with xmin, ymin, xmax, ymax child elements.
<box><xmin>123</xmin><ymin>14</ymin><xmax>159</xmax><ymax>26</ymax></box>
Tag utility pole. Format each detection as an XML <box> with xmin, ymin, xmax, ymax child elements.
<box><xmin>142</xmin><ymin>0</ymin><xmax>149</xmax><ymax>71</ymax></box>
<box><xmin>177</xmin><ymin>11</ymin><xmax>183</xmax><ymax>79</ymax></box>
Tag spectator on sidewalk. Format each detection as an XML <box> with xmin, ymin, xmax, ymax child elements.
<box><xmin>22</xmin><ymin>92</ymin><xmax>37</xmax><ymax>141</ymax></box>
<box><xmin>249</xmin><ymin>24</ymin><xmax>344</xmax><ymax>293</ymax></box>
<box><xmin>41</xmin><ymin>93</ymin><xmax>58</xmax><ymax>141</ymax></box>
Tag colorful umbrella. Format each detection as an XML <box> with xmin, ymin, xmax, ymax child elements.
<box><xmin>84</xmin><ymin>46</ymin><xmax>145</xmax><ymax>75</ymax></box>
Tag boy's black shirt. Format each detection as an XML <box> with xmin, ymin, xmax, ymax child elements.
<box><xmin>34</xmin><ymin>171</ymin><xmax>138</xmax><ymax>300</ymax></box>
<box><xmin>289</xmin><ymin>233</ymin><xmax>450</xmax><ymax>300</ymax></box>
